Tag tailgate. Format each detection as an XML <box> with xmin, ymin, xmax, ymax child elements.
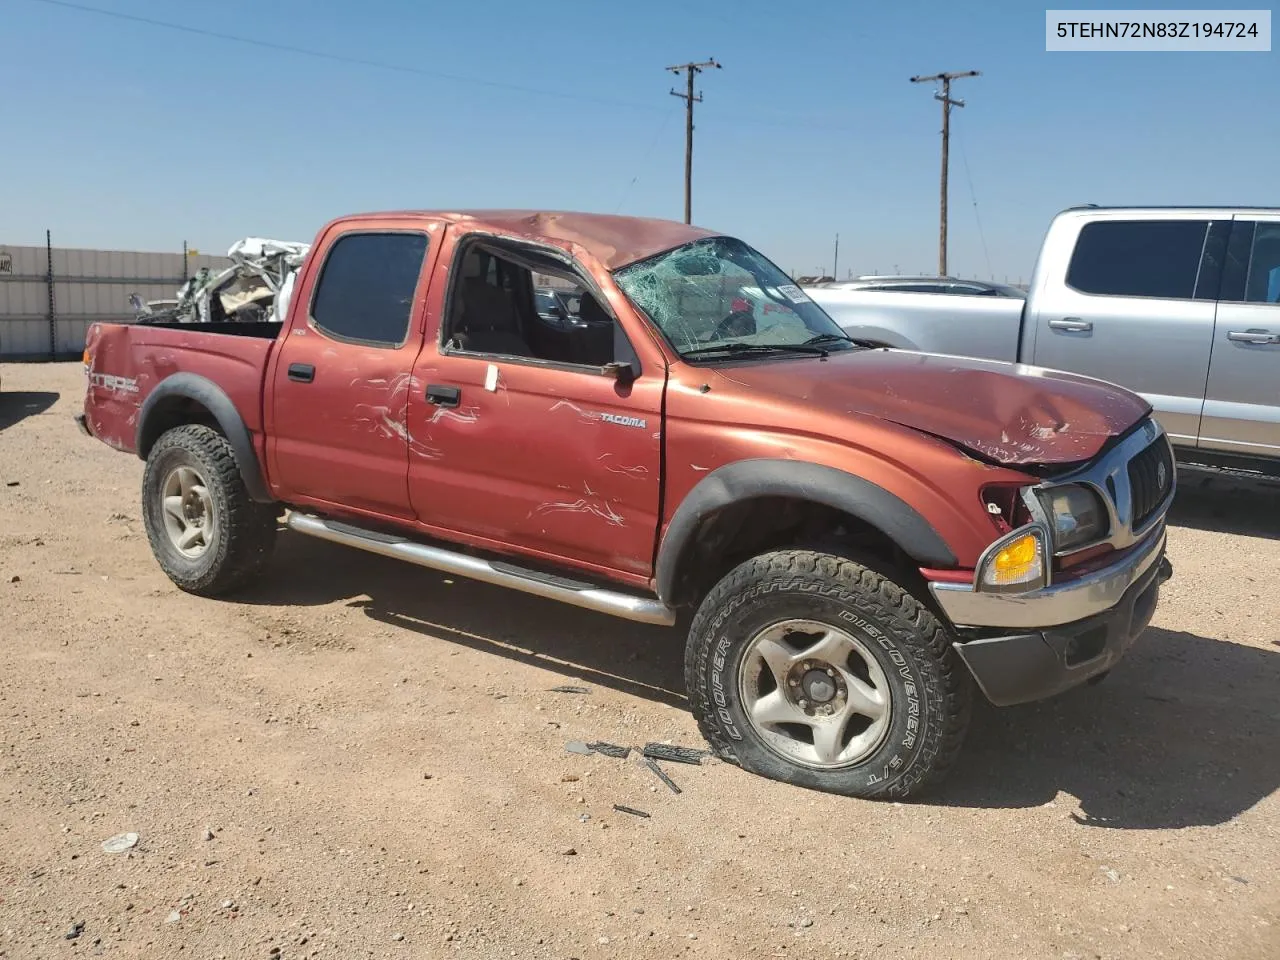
<box><xmin>81</xmin><ymin>322</ymin><xmax>277</xmax><ymax>454</ymax></box>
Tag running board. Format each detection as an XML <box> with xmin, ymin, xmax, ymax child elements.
<box><xmin>285</xmin><ymin>512</ymin><xmax>676</xmax><ymax>626</ymax></box>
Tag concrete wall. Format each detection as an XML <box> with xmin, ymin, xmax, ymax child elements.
<box><xmin>0</xmin><ymin>242</ymin><xmax>230</xmax><ymax>360</ymax></box>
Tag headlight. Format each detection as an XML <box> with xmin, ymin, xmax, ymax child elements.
<box><xmin>976</xmin><ymin>524</ymin><xmax>1048</xmax><ymax>593</ymax></box>
<box><xmin>1036</xmin><ymin>484</ymin><xmax>1108</xmax><ymax>551</ymax></box>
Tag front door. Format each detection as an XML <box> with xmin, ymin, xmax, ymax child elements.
<box><xmin>1028</xmin><ymin>216</ymin><xmax>1224</xmax><ymax>446</ymax></box>
<box><xmin>266</xmin><ymin>224</ymin><xmax>439</xmax><ymax>519</ymax></box>
<box><xmin>405</xmin><ymin>236</ymin><xmax>665</xmax><ymax>582</ymax></box>
<box><xmin>1200</xmin><ymin>217</ymin><xmax>1280</xmax><ymax>457</ymax></box>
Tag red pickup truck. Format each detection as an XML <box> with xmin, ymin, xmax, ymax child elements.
<box><xmin>79</xmin><ymin>210</ymin><xmax>1175</xmax><ymax>799</ymax></box>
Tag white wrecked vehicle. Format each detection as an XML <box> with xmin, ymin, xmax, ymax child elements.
<box><xmin>131</xmin><ymin>237</ymin><xmax>309</xmax><ymax>325</ymax></box>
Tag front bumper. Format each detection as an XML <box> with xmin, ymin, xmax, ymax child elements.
<box><xmin>929</xmin><ymin>523</ymin><xmax>1167</xmax><ymax>630</ymax></box>
<box><xmin>946</xmin><ymin>548</ymin><xmax>1172</xmax><ymax>707</ymax></box>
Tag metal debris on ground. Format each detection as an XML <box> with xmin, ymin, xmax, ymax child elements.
<box><xmin>641</xmin><ymin>743</ymin><xmax>708</xmax><ymax>765</ymax></box>
<box><xmin>100</xmin><ymin>832</ymin><xmax>139</xmax><ymax>854</ymax></box>
<box><xmin>643</xmin><ymin>757</ymin><xmax>682</xmax><ymax>794</ymax></box>
<box><xmin>612</xmin><ymin>804</ymin><xmax>651</xmax><ymax>819</ymax></box>
<box><xmin>549</xmin><ymin>685</ymin><xmax>591</xmax><ymax>694</ymax></box>
<box><xmin>565</xmin><ymin>741</ymin><xmax>594</xmax><ymax>755</ymax></box>
<box><xmin>586</xmin><ymin>741</ymin><xmax>631</xmax><ymax>759</ymax></box>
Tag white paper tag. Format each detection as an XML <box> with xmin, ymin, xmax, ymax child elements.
<box><xmin>484</xmin><ymin>363</ymin><xmax>499</xmax><ymax>392</ymax></box>
<box><xmin>778</xmin><ymin>284</ymin><xmax>810</xmax><ymax>304</ymax></box>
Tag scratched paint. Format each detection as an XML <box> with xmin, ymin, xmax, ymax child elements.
<box><xmin>549</xmin><ymin>399</ymin><xmax>602</xmax><ymax>424</ymax></box>
<box><xmin>596</xmin><ymin>453</ymin><xmax>649</xmax><ymax>479</ymax></box>
<box><xmin>529</xmin><ymin>481</ymin><xmax>626</xmax><ymax>527</ymax></box>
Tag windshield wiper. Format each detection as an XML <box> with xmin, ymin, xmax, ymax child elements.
<box><xmin>682</xmin><ymin>342</ymin><xmax>831</xmax><ymax>359</ymax></box>
<box><xmin>804</xmin><ymin>332</ymin><xmax>878</xmax><ymax>349</ymax></box>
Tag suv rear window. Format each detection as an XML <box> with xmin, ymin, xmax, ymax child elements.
<box><xmin>1066</xmin><ymin>220</ymin><xmax>1207</xmax><ymax>300</ymax></box>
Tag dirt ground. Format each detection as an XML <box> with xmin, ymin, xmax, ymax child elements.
<box><xmin>1</xmin><ymin>362</ymin><xmax>1277</xmax><ymax>960</ymax></box>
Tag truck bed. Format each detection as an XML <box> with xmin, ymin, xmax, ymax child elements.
<box><xmin>82</xmin><ymin>320</ymin><xmax>281</xmax><ymax>454</ymax></box>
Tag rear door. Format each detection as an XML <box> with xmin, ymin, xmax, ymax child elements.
<box><xmin>265</xmin><ymin>221</ymin><xmax>442</xmax><ymax>519</ymax></box>
<box><xmin>1028</xmin><ymin>215</ymin><xmax>1227</xmax><ymax>447</ymax></box>
<box><xmin>1199</xmin><ymin>216</ymin><xmax>1280</xmax><ymax>457</ymax></box>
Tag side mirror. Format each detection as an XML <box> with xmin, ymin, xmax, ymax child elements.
<box><xmin>602</xmin><ymin>361</ymin><xmax>636</xmax><ymax>387</ymax></box>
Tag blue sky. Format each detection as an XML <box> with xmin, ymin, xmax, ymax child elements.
<box><xmin>2</xmin><ymin>0</ymin><xmax>1276</xmax><ymax>280</ymax></box>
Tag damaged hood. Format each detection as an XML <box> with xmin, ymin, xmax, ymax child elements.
<box><xmin>713</xmin><ymin>349</ymin><xmax>1151</xmax><ymax>466</ymax></box>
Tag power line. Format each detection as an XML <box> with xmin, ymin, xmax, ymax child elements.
<box><xmin>613</xmin><ymin>106</ymin><xmax>678</xmax><ymax>214</ymax></box>
<box><xmin>954</xmin><ymin>126</ymin><xmax>993</xmax><ymax>280</ymax></box>
<box><xmin>909</xmin><ymin>69</ymin><xmax>979</xmax><ymax>276</ymax></box>
<box><xmin>668</xmin><ymin>59</ymin><xmax>721</xmax><ymax>225</ymax></box>
<box><xmin>25</xmin><ymin>0</ymin><xmax>662</xmax><ymax>112</ymax></box>
<box><xmin>24</xmin><ymin>0</ymin><xmax>877</xmax><ymax>137</ymax></box>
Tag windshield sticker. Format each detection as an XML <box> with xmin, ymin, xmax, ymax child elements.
<box><xmin>777</xmin><ymin>284</ymin><xmax>810</xmax><ymax>304</ymax></box>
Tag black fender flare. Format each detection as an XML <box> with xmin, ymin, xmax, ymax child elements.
<box><xmin>136</xmin><ymin>372</ymin><xmax>274</xmax><ymax>503</ymax></box>
<box><xmin>654</xmin><ymin>459</ymin><xmax>957</xmax><ymax>603</ymax></box>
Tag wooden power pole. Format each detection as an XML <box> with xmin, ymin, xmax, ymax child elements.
<box><xmin>668</xmin><ymin>58</ymin><xmax>721</xmax><ymax>224</ymax></box>
<box><xmin>909</xmin><ymin>69</ymin><xmax>979</xmax><ymax>276</ymax></box>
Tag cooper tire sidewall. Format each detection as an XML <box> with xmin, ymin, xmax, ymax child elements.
<box><xmin>701</xmin><ymin>579</ymin><xmax>941</xmax><ymax>797</ymax></box>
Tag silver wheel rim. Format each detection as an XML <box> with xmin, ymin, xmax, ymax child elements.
<box><xmin>160</xmin><ymin>465</ymin><xmax>216</xmax><ymax>559</ymax></box>
<box><xmin>737</xmin><ymin>618</ymin><xmax>893</xmax><ymax>770</ymax></box>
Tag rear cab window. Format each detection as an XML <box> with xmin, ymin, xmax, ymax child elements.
<box><xmin>310</xmin><ymin>232</ymin><xmax>430</xmax><ymax>346</ymax></box>
<box><xmin>1065</xmin><ymin>220</ymin><xmax>1213</xmax><ymax>300</ymax></box>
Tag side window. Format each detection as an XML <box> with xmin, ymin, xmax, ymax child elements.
<box><xmin>1244</xmin><ymin>223</ymin><xmax>1280</xmax><ymax>304</ymax></box>
<box><xmin>444</xmin><ymin>242</ymin><xmax>623</xmax><ymax>368</ymax></box>
<box><xmin>311</xmin><ymin>232</ymin><xmax>429</xmax><ymax>345</ymax></box>
<box><xmin>1065</xmin><ymin>220</ymin><xmax>1208</xmax><ymax>300</ymax></box>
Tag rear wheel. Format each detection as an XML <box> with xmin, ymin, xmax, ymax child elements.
<box><xmin>684</xmin><ymin>549</ymin><xmax>971</xmax><ymax>799</ymax></box>
<box><xmin>141</xmin><ymin>424</ymin><xmax>277</xmax><ymax>596</ymax></box>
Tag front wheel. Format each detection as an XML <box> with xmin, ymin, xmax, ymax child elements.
<box><xmin>684</xmin><ymin>550</ymin><xmax>971</xmax><ymax>799</ymax></box>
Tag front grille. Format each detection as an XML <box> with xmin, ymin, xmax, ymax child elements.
<box><xmin>1127</xmin><ymin>437</ymin><xmax>1174</xmax><ymax>529</ymax></box>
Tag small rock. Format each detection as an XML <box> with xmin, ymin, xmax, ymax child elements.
<box><xmin>221</xmin><ymin>900</ymin><xmax>235</xmax><ymax>910</ymax></box>
<box><xmin>799</xmin><ymin>918</ymin><xmax>814</xmax><ymax>928</ymax></box>
<box><xmin>204</xmin><ymin>829</ymin><xmax>215</xmax><ymax>841</ymax></box>
<box><xmin>954</xmin><ymin>907</ymin><xmax>969</xmax><ymax>915</ymax></box>
<box><xmin>166</xmin><ymin>911</ymin><xmax>181</xmax><ymax>924</ymax></box>
<box><xmin>561</xmin><ymin>774</ymin><xmax>580</xmax><ymax>783</ymax></box>
<box><xmin>1101</xmin><ymin>867</ymin><xmax>1121</xmax><ymax>883</ymax></box>
<box><xmin>101</xmin><ymin>832</ymin><xmax>139</xmax><ymax>854</ymax></box>
<box><xmin>8</xmin><ymin>575</ymin><xmax>19</xmax><ymax>584</ymax></box>
<box><xmin>422</xmin><ymin>773</ymin><xmax>433</xmax><ymax>780</ymax></box>
<box><xmin>392</xmin><ymin>933</ymin><xmax>405</xmax><ymax>942</ymax></box>
<box><xmin>559</xmin><ymin>847</ymin><xmax>577</xmax><ymax>856</ymax></box>
<box><xmin>65</xmin><ymin>921</ymin><xmax>85</xmax><ymax>941</ymax></box>
<box><xmin>598</xmin><ymin>937</ymin><xmax>610</xmax><ymax>945</ymax></box>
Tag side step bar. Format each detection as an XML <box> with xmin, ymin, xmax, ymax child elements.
<box><xmin>285</xmin><ymin>512</ymin><xmax>677</xmax><ymax>627</ymax></box>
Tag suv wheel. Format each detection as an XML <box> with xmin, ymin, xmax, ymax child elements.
<box><xmin>685</xmin><ymin>549</ymin><xmax>971</xmax><ymax>799</ymax></box>
<box><xmin>141</xmin><ymin>424</ymin><xmax>278</xmax><ymax>596</ymax></box>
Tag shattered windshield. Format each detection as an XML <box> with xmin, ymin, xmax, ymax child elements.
<box><xmin>613</xmin><ymin>236</ymin><xmax>858</xmax><ymax>360</ymax></box>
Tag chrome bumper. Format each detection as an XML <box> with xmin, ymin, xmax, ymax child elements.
<box><xmin>929</xmin><ymin>523</ymin><xmax>1168</xmax><ymax>630</ymax></box>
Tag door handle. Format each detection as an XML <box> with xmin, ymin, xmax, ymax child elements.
<box><xmin>1049</xmin><ymin>318</ymin><xmax>1093</xmax><ymax>333</ymax></box>
<box><xmin>287</xmin><ymin>362</ymin><xmax>315</xmax><ymax>383</ymax></box>
<box><xmin>1227</xmin><ymin>330</ymin><xmax>1280</xmax><ymax>345</ymax></box>
<box><xmin>426</xmin><ymin>384</ymin><xmax>461</xmax><ymax>407</ymax></box>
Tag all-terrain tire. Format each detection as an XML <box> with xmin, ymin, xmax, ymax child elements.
<box><xmin>684</xmin><ymin>549</ymin><xmax>972</xmax><ymax>799</ymax></box>
<box><xmin>141</xmin><ymin>424</ymin><xmax>278</xmax><ymax>596</ymax></box>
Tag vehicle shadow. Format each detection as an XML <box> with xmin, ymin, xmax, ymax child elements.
<box><xmin>935</xmin><ymin>627</ymin><xmax>1280</xmax><ymax>829</ymax></box>
<box><xmin>0</xmin><ymin>391</ymin><xmax>59</xmax><ymax>431</ymax></box>
<box><xmin>238</xmin><ymin>535</ymin><xmax>1278</xmax><ymax>828</ymax></box>
<box><xmin>1169</xmin><ymin>467</ymin><xmax>1280</xmax><ymax>540</ymax></box>
<box><xmin>234</xmin><ymin>534</ymin><xmax>689</xmax><ymax>708</ymax></box>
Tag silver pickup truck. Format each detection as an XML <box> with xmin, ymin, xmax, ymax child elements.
<box><xmin>812</xmin><ymin>206</ymin><xmax>1280</xmax><ymax>473</ymax></box>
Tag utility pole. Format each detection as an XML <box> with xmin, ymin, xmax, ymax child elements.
<box><xmin>909</xmin><ymin>69</ymin><xmax>979</xmax><ymax>276</ymax></box>
<box><xmin>832</xmin><ymin>233</ymin><xmax>839</xmax><ymax>281</ymax></box>
<box><xmin>668</xmin><ymin>58</ymin><xmax>721</xmax><ymax>224</ymax></box>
